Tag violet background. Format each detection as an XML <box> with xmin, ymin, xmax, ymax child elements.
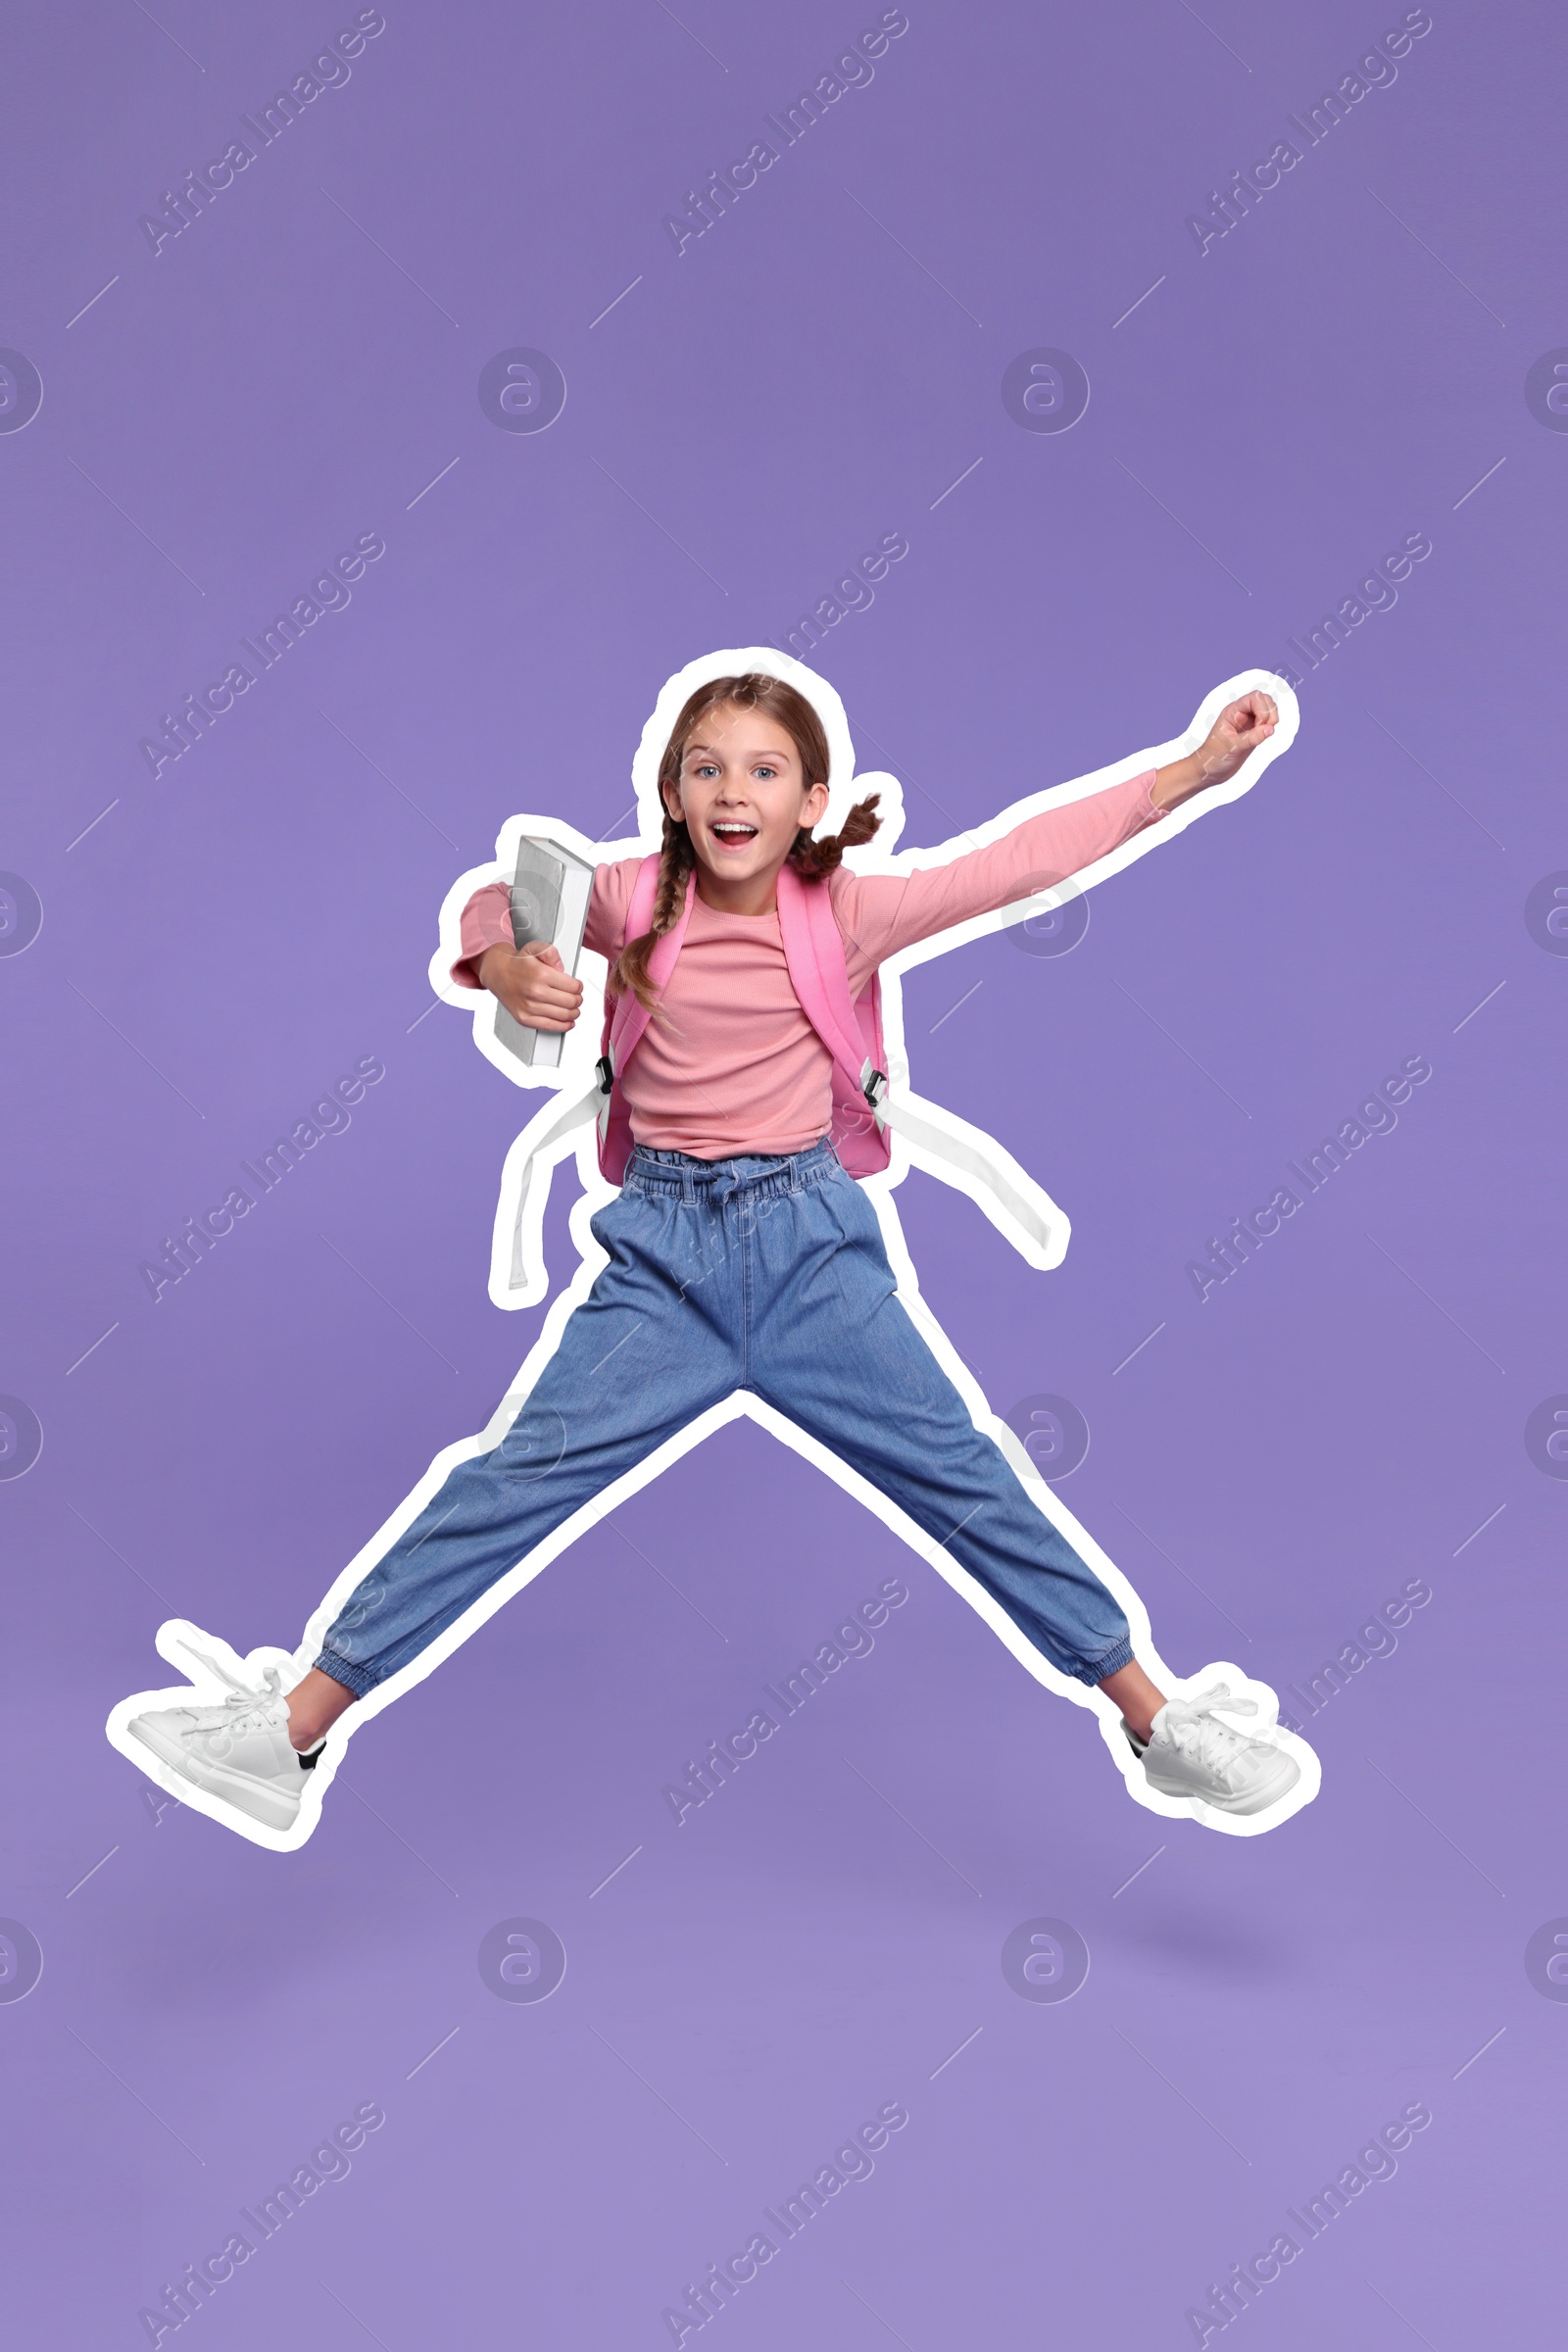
<box><xmin>2</xmin><ymin>2</ymin><xmax>1563</xmax><ymax>2343</ymax></box>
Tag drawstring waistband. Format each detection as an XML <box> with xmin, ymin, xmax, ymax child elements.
<box><xmin>623</xmin><ymin>1137</ymin><xmax>842</xmax><ymax>1205</ymax></box>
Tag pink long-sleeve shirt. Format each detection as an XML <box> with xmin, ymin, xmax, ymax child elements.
<box><xmin>453</xmin><ymin>768</ymin><xmax>1167</xmax><ymax>1158</ymax></box>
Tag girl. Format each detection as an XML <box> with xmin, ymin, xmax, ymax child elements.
<box><xmin>119</xmin><ymin>666</ymin><xmax>1312</xmax><ymax>1841</ymax></box>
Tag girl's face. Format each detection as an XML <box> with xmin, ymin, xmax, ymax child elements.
<box><xmin>663</xmin><ymin>703</ymin><xmax>829</xmax><ymax>893</ymax></box>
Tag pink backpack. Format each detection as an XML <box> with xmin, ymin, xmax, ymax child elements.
<box><xmin>594</xmin><ymin>856</ymin><xmax>891</xmax><ymax>1183</ymax></box>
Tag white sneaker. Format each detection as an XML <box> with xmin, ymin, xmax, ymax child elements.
<box><xmin>1124</xmin><ymin>1681</ymin><xmax>1300</xmax><ymax>1818</ymax></box>
<box><xmin>128</xmin><ymin>1643</ymin><xmax>319</xmax><ymax>1833</ymax></box>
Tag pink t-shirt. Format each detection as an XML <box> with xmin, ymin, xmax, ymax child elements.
<box><xmin>454</xmin><ymin>768</ymin><xmax>1166</xmax><ymax>1157</ymax></box>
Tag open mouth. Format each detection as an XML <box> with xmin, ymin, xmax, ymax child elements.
<box><xmin>710</xmin><ymin>821</ymin><xmax>760</xmax><ymax>850</ymax></box>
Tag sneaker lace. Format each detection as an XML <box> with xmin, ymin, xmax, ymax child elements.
<box><xmin>1160</xmin><ymin>1682</ymin><xmax>1264</xmax><ymax>1784</ymax></box>
<box><xmin>176</xmin><ymin>1640</ymin><xmax>286</xmax><ymax>1739</ymax></box>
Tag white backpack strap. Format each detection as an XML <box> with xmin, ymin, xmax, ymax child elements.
<box><xmin>775</xmin><ymin>865</ymin><xmax>1063</xmax><ymax>1266</ymax></box>
<box><xmin>501</xmin><ymin>1070</ymin><xmax>605</xmax><ymax>1298</ymax></box>
<box><xmin>873</xmin><ymin>1079</ymin><xmax>1067</xmax><ymax>1270</ymax></box>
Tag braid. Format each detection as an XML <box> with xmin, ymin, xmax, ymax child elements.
<box><xmin>607</xmin><ymin>811</ymin><xmax>695</xmax><ymax>1010</ymax></box>
<box><xmin>788</xmin><ymin>793</ymin><xmax>882</xmax><ymax>881</ymax></box>
<box><xmin>650</xmin><ymin>811</ymin><xmax>694</xmax><ymax>934</ymax></box>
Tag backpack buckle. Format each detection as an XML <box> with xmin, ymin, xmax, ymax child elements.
<box><xmin>863</xmin><ymin>1067</ymin><xmax>888</xmax><ymax>1107</ymax></box>
<box><xmin>595</xmin><ymin>1054</ymin><xmax>614</xmax><ymax>1096</ymax></box>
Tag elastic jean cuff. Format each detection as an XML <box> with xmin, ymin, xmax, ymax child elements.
<box><xmin>1076</xmin><ymin>1636</ymin><xmax>1135</xmax><ymax>1686</ymax></box>
<box><xmin>313</xmin><ymin>1649</ymin><xmax>381</xmax><ymax>1700</ymax></box>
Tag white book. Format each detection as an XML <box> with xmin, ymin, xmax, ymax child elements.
<box><xmin>492</xmin><ymin>835</ymin><xmax>597</xmax><ymax>1070</ymax></box>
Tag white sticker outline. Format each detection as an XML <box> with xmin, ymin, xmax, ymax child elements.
<box><xmin>105</xmin><ymin>650</ymin><xmax>1320</xmax><ymax>1849</ymax></box>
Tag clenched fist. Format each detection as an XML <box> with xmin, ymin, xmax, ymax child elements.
<box><xmin>1152</xmin><ymin>689</ymin><xmax>1279</xmax><ymax>810</ymax></box>
<box><xmin>476</xmin><ymin>939</ymin><xmax>584</xmax><ymax>1032</ymax></box>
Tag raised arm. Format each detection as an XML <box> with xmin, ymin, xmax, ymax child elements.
<box><xmin>1149</xmin><ymin>689</ymin><xmax>1277</xmax><ymax>811</ymax></box>
<box><xmin>833</xmin><ymin>690</ymin><xmax>1277</xmax><ymax>981</ymax></box>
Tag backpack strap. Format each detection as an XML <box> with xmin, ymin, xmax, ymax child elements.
<box><xmin>594</xmin><ymin>858</ymin><xmax>696</xmax><ymax>1128</ymax></box>
<box><xmin>505</xmin><ymin>856</ymin><xmax>690</xmax><ymax>1299</ymax></box>
<box><xmin>775</xmin><ymin>860</ymin><xmax>1062</xmax><ymax>1265</ymax></box>
<box><xmin>774</xmin><ymin>861</ymin><xmax>887</xmax><ymax>1117</ymax></box>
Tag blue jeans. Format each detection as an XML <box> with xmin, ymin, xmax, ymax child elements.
<box><xmin>315</xmin><ymin>1141</ymin><xmax>1135</xmax><ymax>1697</ymax></box>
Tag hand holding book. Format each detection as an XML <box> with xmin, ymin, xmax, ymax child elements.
<box><xmin>476</xmin><ymin>939</ymin><xmax>583</xmax><ymax>1032</ymax></box>
<box><xmin>485</xmin><ymin>834</ymin><xmax>596</xmax><ymax>1070</ymax></box>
